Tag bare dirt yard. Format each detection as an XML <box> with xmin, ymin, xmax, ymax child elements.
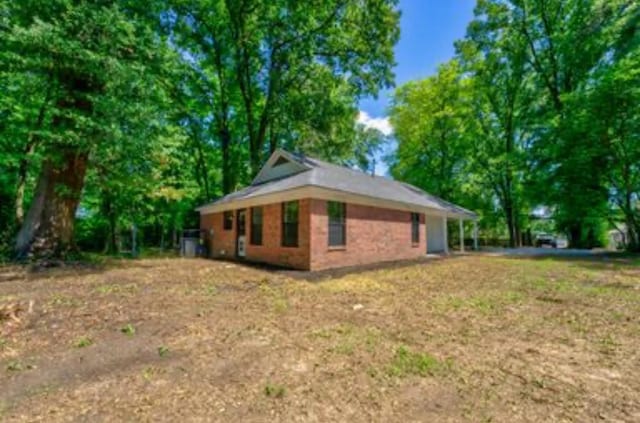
<box><xmin>1</xmin><ymin>254</ymin><xmax>639</xmax><ymax>422</ymax></box>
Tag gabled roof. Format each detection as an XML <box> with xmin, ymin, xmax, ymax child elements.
<box><xmin>197</xmin><ymin>149</ymin><xmax>477</xmax><ymax>219</ymax></box>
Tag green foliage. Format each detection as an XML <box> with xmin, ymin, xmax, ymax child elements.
<box><xmin>0</xmin><ymin>0</ymin><xmax>400</xmax><ymax>257</ymax></box>
<box><xmin>389</xmin><ymin>0</ymin><xmax>640</xmax><ymax>249</ymax></box>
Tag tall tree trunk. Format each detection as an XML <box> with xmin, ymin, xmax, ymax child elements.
<box><xmin>15</xmin><ymin>84</ymin><xmax>53</xmax><ymax>225</ymax></box>
<box><xmin>15</xmin><ymin>148</ymin><xmax>89</xmax><ymax>258</ymax></box>
<box><xmin>15</xmin><ymin>75</ymin><xmax>93</xmax><ymax>259</ymax></box>
<box><xmin>14</xmin><ymin>139</ymin><xmax>38</xmax><ymax>226</ymax></box>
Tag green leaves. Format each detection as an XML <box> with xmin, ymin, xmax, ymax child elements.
<box><xmin>390</xmin><ymin>0</ymin><xmax>638</xmax><ymax>249</ymax></box>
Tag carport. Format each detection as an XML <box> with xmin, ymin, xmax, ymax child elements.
<box><xmin>425</xmin><ymin>212</ymin><xmax>478</xmax><ymax>254</ymax></box>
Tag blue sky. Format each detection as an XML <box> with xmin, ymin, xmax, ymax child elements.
<box><xmin>357</xmin><ymin>0</ymin><xmax>476</xmax><ymax>174</ymax></box>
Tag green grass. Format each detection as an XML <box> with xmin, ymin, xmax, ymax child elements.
<box><xmin>434</xmin><ymin>290</ymin><xmax>524</xmax><ymax>315</ymax></box>
<box><xmin>120</xmin><ymin>324</ymin><xmax>136</xmax><ymax>336</ymax></box>
<box><xmin>158</xmin><ymin>346</ymin><xmax>170</xmax><ymax>357</ymax></box>
<box><xmin>264</xmin><ymin>383</ymin><xmax>286</xmax><ymax>398</ymax></box>
<box><xmin>95</xmin><ymin>283</ymin><xmax>139</xmax><ymax>295</ymax></box>
<box><xmin>6</xmin><ymin>360</ymin><xmax>34</xmax><ymax>372</ymax></box>
<box><xmin>72</xmin><ymin>336</ymin><xmax>93</xmax><ymax>348</ymax></box>
<box><xmin>309</xmin><ymin>324</ymin><xmax>383</xmax><ymax>355</ymax></box>
<box><xmin>386</xmin><ymin>345</ymin><xmax>451</xmax><ymax>378</ymax></box>
<box><xmin>259</xmin><ymin>284</ymin><xmax>289</xmax><ymax>313</ymax></box>
<box><xmin>598</xmin><ymin>334</ymin><xmax>619</xmax><ymax>355</ymax></box>
<box><xmin>204</xmin><ymin>283</ymin><xmax>218</xmax><ymax>296</ymax></box>
<box><xmin>49</xmin><ymin>294</ymin><xmax>80</xmax><ymax>307</ymax></box>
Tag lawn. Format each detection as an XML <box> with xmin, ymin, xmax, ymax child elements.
<box><xmin>1</xmin><ymin>255</ymin><xmax>639</xmax><ymax>422</ymax></box>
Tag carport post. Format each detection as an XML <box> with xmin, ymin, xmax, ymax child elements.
<box><xmin>473</xmin><ymin>220</ymin><xmax>478</xmax><ymax>250</ymax></box>
<box><xmin>442</xmin><ymin>215</ymin><xmax>448</xmax><ymax>254</ymax></box>
<box><xmin>459</xmin><ymin>218</ymin><xmax>465</xmax><ymax>253</ymax></box>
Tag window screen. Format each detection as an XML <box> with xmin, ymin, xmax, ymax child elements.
<box><xmin>411</xmin><ymin>212</ymin><xmax>420</xmax><ymax>244</ymax></box>
<box><xmin>223</xmin><ymin>211</ymin><xmax>233</xmax><ymax>230</ymax></box>
<box><xmin>282</xmin><ymin>201</ymin><xmax>299</xmax><ymax>247</ymax></box>
<box><xmin>250</xmin><ymin>207</ymin><xmax>263</xmax><ymax>245</ymax></box>
<box><xmin>328</xmin><ymin>201</ymin><xmax>346</xmax><ymax>246</ymax></box>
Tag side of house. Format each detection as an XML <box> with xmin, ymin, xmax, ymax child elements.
<box><xmin>200</xmin><ymin>198</ymin><xmax>426</xmax><ymax>270</ymax></box>
<box><xmin>197</xmin><ymin>149</ymin><xmax>477</xmax><ymax>270</ymax></box>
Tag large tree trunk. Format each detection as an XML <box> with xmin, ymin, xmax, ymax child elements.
<box><xmin>15</xmin><ymin>148</ymin><xmax>89</xmax><ymax>259</ymax></box>
<box><xmin>14</xmin><ymin>139</ymin><xmax>37</xmax><ymax>226</ymax></box>
<box><xmin>15</xmin><ymin>87</ymin><xmax>52</xmax><ymax>225</ymax></box>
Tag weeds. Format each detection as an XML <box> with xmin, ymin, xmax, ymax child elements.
<box><xmin>310</xmin><ymin>324</ymin><xmax>383</xmax><ymax>355</ymax></box>
<box><xmin>6</xmin><ymin>360</ymin><xmax>33</xmax><ymax>372</ymax></box>
<box><xmin>142</xmin><ymin>366</ymin><xmax>166</xmax><ymax>381</ymax></box>
<box><xmin>95</xmin><ymin>283</ymin><xmax>138</xmax><ymax>295</ymax></box>
<box><xmin>158</xmin><ymin>346</ymin><xmax>170</xmax><ymax>357</ymax></box>
<box><xmin>386</xmin><ymin>345</ymin><xmax>451</xmax><ymax>378</ymax></box>
<box><xmin>204</xmin><ymin>284</ymin><xmax>218</xmax><ymax>296</ymax></box>
<box><xmin>121</xmin><ymin>324</ymin><xmax>136</xmax><ymax>336</ymax></box>
<box><xmin>264</xmin><ymin>383</ymin><xmax>286</xmax><ymax>398</ymax></box>
<box><xmin>49</xmin><ymin>294</ymin><xmax>79</xmax><ymax>307</ymax></box>
<box><xmin>259</xmin><ymin>284</ymin><xmax>289</xmax><ymax>313</ymax></box>
<box><xmin>73</xmin><ymin>336</ymin><xmax>93</xmax><ymax>348</ymax></box>
<box><xmin>599</xmin><ymin>335</ymin><xmax>619</xmax><ymax>355</ymax></box>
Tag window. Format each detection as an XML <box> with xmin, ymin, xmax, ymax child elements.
<box><xmin>328</xmin><ymin>201</ymin><xmax>346</xmax><ymax>246</ymax></box>
<box><xmin>223</xmin><ymin>211</ymin><xmax>233</xmax><ymax>230</ymax></box>
<box><xmin>411</xmin><ymin>212</ymin><xmax>420</xmax><ymax>244</ymax></box>
<box><xmin>250</xmin><ymin>207</ymin><xmax>263</xmax><ymax>245</ymax></box>
<box><xmin>281</xmin><ymin>201</ymin><xmax>299</xmax><ymax>247</ymax></box>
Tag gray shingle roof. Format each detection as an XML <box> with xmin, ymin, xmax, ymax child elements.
<box><xmin>198</xmin><ymin>151</ymin><xmax>477</xmax><ymax>219</ymax></box>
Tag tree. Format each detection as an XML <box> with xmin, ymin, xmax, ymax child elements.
<box><xmin>3</xmin><ymin>1</ymin><xmax>178</xmax><ymax>258</ymax></box>
<box><xmin>512</xmin><ymin>0</ymin><xmax>632</xmax><ymax>247</ymax></box>
<box><xmin>389</xmin><ymin>61</ymin><xmax>473</xmax><ymax>203</ymax></box>
<box><xmin>166</xmin><ymin>0</ymin><xmax>400</xmax><ymax>193</ymax></box>
<box><xmin>569</xmin><ymin>50</ymin><xmax>640</xmax><ymax>250</ymax></box>
<box><xmin>456</xmin><ymin>1</ymin><xmax>535</xmax><ymax>247</ymax></box>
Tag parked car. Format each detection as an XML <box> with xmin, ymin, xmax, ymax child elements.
<box><xmin>535</xmin><ymin>233</ymin><xmax>557</xmax><ymax>248</ymax></box>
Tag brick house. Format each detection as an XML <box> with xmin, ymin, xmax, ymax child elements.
<box><xmin>198</xmin><ymin>150</ymin><xmax>477</xmax><ymax>270</ymax></box>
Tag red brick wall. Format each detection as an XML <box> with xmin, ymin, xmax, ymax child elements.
<box><xmin>201</xmin><ymin>198</ymin><xmax>426</xmax><ymax>271</ymax></box>
<box><xmin>200</xmin><ymin>199</ymin><xmax>311</xmax><ymax>270</ymax></box>
<box><xmin>245</xmin><ymin>200</ymin><xmax>310</xmax><ymax>270</ymax></box>
<box><xmin>200</xmin><ymin>212</ymin><xmax>236</xmax><ymax>258</ymax></box>
<box><xmin>309</xmin><ymin>199</ymin><xmax>426</xmax><ymax>270</ymax></box>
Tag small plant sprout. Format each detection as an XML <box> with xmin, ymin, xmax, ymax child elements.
<box><xmin>121</xmin><ymin>324</ymin><xmax>136</xmax><ymax>336</ymax></box>
<box><xmin>73</xmin><ymin>336</ymin><xmax>93</xmax><ymax>348</ymax></box>
<box><xmin>264</xmin><ymin>383</ymin><xmax>286</xmax><ymax>398</ymax></box>
<box><xmin>158</xmin><ymin>346</ymin><xmax>170</xmax><ymax>357</ymax></box>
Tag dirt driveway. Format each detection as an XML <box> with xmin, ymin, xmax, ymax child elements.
<box><xmin>1</xmin><ymin>255</ymin><xmax>639</xmax><ymax>422</ymax></box>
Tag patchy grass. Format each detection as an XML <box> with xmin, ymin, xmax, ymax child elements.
<box><xmin>259</xmin><ymin>284</ymin><xmax>289</xmax><ymax>313</ymax></box>
<box><xmin>120</xmin><ymin>324</ymin><xmax>136</xmax><ymax>337</ymax></box>
<box><xmin>0</xmin><ymin>255</ymin><xmax>638</xmax><ymax>422</ymax></box>
<box><xmin>386</xmin><ymin>345</ymin><xmax>451</xmax><ymax>378</ymax></box>
<box><xmin>95</xmin><ymin>283</ymin><xmax>139</xmax><ymax>295</ymax></box>
<box><xmin>264</xmin><ymin>382</ymin><xmax>286</xmax><ymax>398</ymax></box>
<box><xmin>48</xmin><ymin>294</ymin><xmax>79</xmax><ymax>308</ymax></box>
<box><xmin>157</xmin><ymin>346</ymin><xmax>170</xmax><ymax>357</ymax></box>
<box><xmin>72</xmin><ymin>336</ymin><xmax>93</xmax><ymax>349</ymax></box>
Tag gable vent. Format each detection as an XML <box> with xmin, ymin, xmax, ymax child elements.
<box><xmin>273</xmin><ymin>156</ymin><xmax>290</xmax><ymax>167</ymax></box>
